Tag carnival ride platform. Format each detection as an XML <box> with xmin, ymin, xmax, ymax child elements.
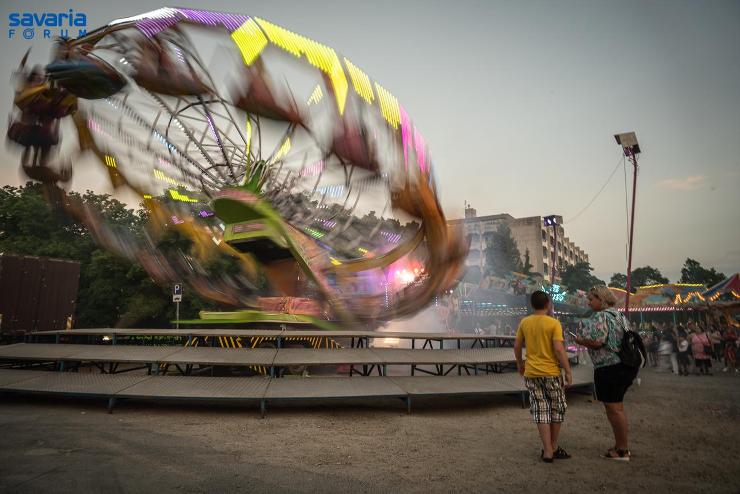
<box><xmin>0</xmin><ymin>329</ymin><xmax>591</xmax><ymax>415</ymax></box>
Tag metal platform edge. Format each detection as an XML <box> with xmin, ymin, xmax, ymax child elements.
<box><xmin>0</xmin><ymin>368</ymin><xmax>594</xmax><ymax>416</ymax></box>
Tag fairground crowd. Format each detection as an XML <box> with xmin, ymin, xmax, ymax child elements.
<box><xmin>641</xmin><ymin>321</ymin><xmax>739</xmax><ymax>375</ymax></box>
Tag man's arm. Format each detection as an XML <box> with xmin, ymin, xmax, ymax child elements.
<box><xmin>553</xmin><ymin>340</ymin><xmax>573</xmax><ymax>387</ymax></box>
<box><xmin>514</xmin><ymin>335</ymin><xmax>525</xmax><ymax>376</ymax></box>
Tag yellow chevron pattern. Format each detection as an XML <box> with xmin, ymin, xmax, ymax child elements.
<box><xmin>231</xmin><ymin>18</ymin><xmax>268</xmax><ymax>65</ymax></box>
<box><xmin>344</xmin><ymin>58</ymin><xmax>374</xmax><ymax>105</ymax></box>
<box><xmin>255</xmin><ymin>17</ymin><xmax>348</xmax><ymax>115</ymax></box>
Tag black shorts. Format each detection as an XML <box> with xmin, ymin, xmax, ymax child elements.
<box><xmin>594</xmin><ymin>363</ymin><xmax>637</xmax><ymax>403</ymax></box>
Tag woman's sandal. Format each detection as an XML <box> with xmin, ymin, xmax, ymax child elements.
<box><xmin>540</xmin><ymin>450</ymin><xmax>554</xmax><ymax>463</ymax></box>
<box><xmin>601</xmin><ymin>448</ymin><xmax>631</xmax><ymax>461</ymax></box>
<box><xmin>553</xmin><ymin>446</ymin><xmax>571</xmax><ymax>459</ymax></box>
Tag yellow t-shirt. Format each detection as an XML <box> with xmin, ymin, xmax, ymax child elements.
<box><xmin>516</xmin><ymin>315</ymin><xmax>564</xmax><ymax>377</ymax></box>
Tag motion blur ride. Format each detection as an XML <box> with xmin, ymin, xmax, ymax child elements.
<box><xmin>6</xmin><ymin>7</ymin><xmax>467</xmax><ymax>331</ymax></box>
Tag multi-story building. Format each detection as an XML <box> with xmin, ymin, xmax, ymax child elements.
<box><xmin>449</xmin><ymin>206</ymin><xmax>589</xmax><ymax>280</ymax></box>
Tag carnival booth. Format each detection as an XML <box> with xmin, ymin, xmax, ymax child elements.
<box><xmin>702</xmin><ymin>274</ymin><xmax>740</xmax><ymax>327</ymax></box>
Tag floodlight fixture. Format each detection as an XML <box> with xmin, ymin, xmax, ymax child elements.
<box><xmin>543</xmin><ymin>215</ymin><xmax>557</xmax><ymax>227</ymax></box>
<box><xmin>614</xmin><ymin>132</ymin><xmax>641</xmax><ymax>156</ymax></box>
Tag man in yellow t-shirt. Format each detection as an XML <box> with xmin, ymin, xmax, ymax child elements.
<box><xmin>515</xmin><ymin>290</ymin><xmax>573</xmax><ymax>463</ymax></box>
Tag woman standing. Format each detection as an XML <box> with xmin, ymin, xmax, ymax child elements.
<box><xmin>575</xmin><ymin>285</ymin><xmax>638</xmax><ymax>461</ymax></box>
<box><xmin>691</xmin><ymin>327</ymin><xmax>713</xmax><ymax>375</ymax></box>
<box><xmin>709</xmin><ymin>327</ymin><xmax>722</xmax><ymax>362</ymax></box>
<box><xmin>722</xmin><ymin>327</ymin><xmax>737</xmax><ymax>372</ymax></box>
<box><xmin>677</xmin><ymin>334</ymin><xmax>691</xmax><ymax>376</ymax></box>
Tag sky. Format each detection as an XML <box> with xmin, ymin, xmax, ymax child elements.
<box><xmin>1</xmin><ymin>0</ymin><xmax>738</xmax><ymax>283</ymax></box>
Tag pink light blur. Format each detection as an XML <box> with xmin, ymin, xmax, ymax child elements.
<box><xmin>413</xmin><ymin>127</ymin><xmax>427</xmax><ymax>173</ymax></box>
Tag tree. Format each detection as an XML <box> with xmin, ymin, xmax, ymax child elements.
<box><xmin>631</xmin><ymin>266</ymin><xmax>669</xmax><ymax>287</ymax></box>
<box><xmin>679</xmin><ymin>258</ymin><xmax>725</xmax><ymax>287</ymax></box>
<box><xmin>484</xmin><ymin>223</ymin><xmax>523</xmax><ymax>276</ymax></box>
<box><xmin>560</xmin><ymin>261</ymin><xmax>605</xmax><ymax>291</ymax></box>
<box><xmin>0</xmin><ymin>183</ymin><xmax>226</xmax><ymax>328</ymax></box>
<box><xmin>609</xmin><ymin>273</ymin><xmax>628</xmax><ymax>289</ymax></box>
<box><xmin>521</xmin><ymin>248</ymin><xmax>533</xmax><ymax>276</ymax></box>
<box><xmin>609</xmin><ymin>268</ymin><xmax>669</xmax><ymax>291</ymax></box>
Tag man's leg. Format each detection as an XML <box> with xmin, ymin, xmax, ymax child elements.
<box><xmin>537</xmin><ymin>423</ymin><xmax>553</xmax><ymax>458</ymax></box>
<box><xmin>604</xmin><ymin>402</ymin><xmax>629</xmax><ymax>450</ymax></box>
<box><xmin>670</xmin><ymin>353</ymin><xmax>678</xmax><ymax>374</ymax></box>
<box><xmin>550</xmin><ymin>422</ymin><xmax>561</xmax><ymax>451</ymax></box>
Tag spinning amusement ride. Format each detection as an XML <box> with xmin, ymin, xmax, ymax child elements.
<box><xmin>7</xmin><ymin>7</ymin><xmax>466</xmax><ymax>330</ymax></box>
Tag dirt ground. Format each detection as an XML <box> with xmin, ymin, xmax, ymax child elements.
<box><xmin>0</xmin><ymin>366</ymin><xmax>738</xmax><ymax>494</ymax></box>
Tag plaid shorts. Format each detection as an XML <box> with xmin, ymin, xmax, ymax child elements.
<box><xmin>524</xmin><ymin>376</ymin><xmax>567</xmax><ymax>424</ymax></box>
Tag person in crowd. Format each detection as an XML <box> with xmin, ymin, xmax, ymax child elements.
<box><xmin>722</xmin><ymin>326</ymin><xmax>738</xmax><ymax>373</ymax></box>
<box><xmin>690</xmin><ymin>326</ymin><xmax>713</xmax><ymax>375</ymax></box>
<box><xmin>658</xmin><ymin>332</ymin><xmax>674</xmax><ymax>372</ymax></box>
<box><xmin>641</xmin><ymin>332</ymin><xmax>652</xmax><ymax>365</ymax></box>
<box><xmin>677</xmin><ymin>333</ymin><xmax>691</xmax><ymax>376</ymax></box>
<box><xmin>575</xmin><ymin>285</ymin><xmax>637</xmax><ymax>461</ymax></box>
<box><xmin>709</xmin><ymin>326</ymin><xmax>723</xmax><ymax>362</ymax></box>
<box><xmin>514</xmin><ymin>290</ymin><xmax>573</xmax><ymax>463</ymax></box>
<box><xmin>664</xmin><ymin>327</ymin><xmax>679</xmax><ymax>375</ymax></box>
<box><xmin>648</xmin><ymin>332</ymin><xmax>660</xmax><ymax>367</ymax></box>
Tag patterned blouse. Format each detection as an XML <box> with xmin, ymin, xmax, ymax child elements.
<box><xmin>580</xmin><ymin>309</ymin><xmax>625</xmax><ymax>368</ymax></box>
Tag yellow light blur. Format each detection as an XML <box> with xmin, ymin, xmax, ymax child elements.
<box><xmin>154</xmin><ymin>168</ymin><xmax>187</xmax><ymax>188</ymax></box>
<box><xmin>344</xmin><ymin>58</ymin><xmax>374</xmax><ymax>104</ymax></box>
<box><xmin>231</xmin><ymin>18</ymin><xmax>268</xmax><ymax>66</ymax></box>
<box><xmin>374</xmin><ymin>83</ymin><xmax>400</xmax><ymax>129</ymax></box>
<box><xmin>245</xmin><ymin>118</ymin><xmax>252</xmax><ymax>158</ymax></box>
<box><xmin>271</xmin><ymin>137</ymin><xmax>291</xmax><ymax>163</ymax></box>
<box><xmin>168</xmin><ymin>189</ymin><xmax>198</xmax><ymax>203</ymax></box>
<box><xmin>307</xmin><ymin>84</ymin><xmax>324</xmax><ymax>106</ymax></box>
<box><xmin>255</xmin><ymin>17</ymin><xmax>348</xmax><ymax>115</ymax></box>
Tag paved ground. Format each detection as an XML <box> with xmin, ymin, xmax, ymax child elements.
<box><xmin>0</xmin><ymin>366</ymin><xmax>738</xmax><ymax>493</ymax></box>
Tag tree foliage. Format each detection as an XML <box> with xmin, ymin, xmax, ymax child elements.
<box><xmin>631</xmin><ymin>266</ymin><xmax>669</xmax><ymax>287</ymax></box>
<box><xmin>609</xmin><ymin>273</ymin><xmax>628</xmax><ymax>289</ymax></box>
<box><xmin>484</xmin><ymin>223</ymin><xmax>523</xmax><ymax>276</ymax></box>
<box><xmin>560</xmin><ymin>261</ymin><xmax>605</xmax><ymax>291</ymax></box>
<box><xmin>679</xmin><ymin>258</ymin><xmax>725</xmax><ymax>287</ymax></box>
<box><xmin>609</xmin><ymin>266</ymin><xmax>669</xmax><ymax>291</ymax></box>
<box><xmin>0</xmin><ymin>183</ymin><xmax>221</xmax><ymax>328</ymax></box>
<box><xmin>521</xmin><ymin>248</ymin><xmax>533</xmax><ymax>276</ymax></box>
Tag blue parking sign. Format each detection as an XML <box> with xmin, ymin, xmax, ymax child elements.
<box><xmin>173</xmin><ymin>284</ymin><xmax>183</xmax><ymax>302</ymax></box>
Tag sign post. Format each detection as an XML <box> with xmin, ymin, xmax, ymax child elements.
<box><xmin>173</xmin><ymin>284</ymin><xmax>183</xmax><ymax>330</ymax></box>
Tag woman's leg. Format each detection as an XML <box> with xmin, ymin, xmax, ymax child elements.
<box><xmin>604</xmin><ymin>402</ymin><xmax>629</xmax><ymax>450</ymax></box>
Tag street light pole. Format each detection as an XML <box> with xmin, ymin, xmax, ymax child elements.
<box><xmin>543</xmin><ymin>215</ymin><xmax>559</xmax><ymax>285</ymax></box>
<box><xmin>614</xmin><ymin>132</ymin><xmax>641</xmax><ymax>320</ymax></box>
<box><xmin>624</xmin><ymin>151</ymin><xmax>639</xmax><ymax>317</ymax></box>
<box><xmin>552</xmin><ymin>224</ymin><xmax>557</xmax><ymax>285</ymax></box>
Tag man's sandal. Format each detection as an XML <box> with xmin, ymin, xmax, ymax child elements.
<box><xmin>601</xmin><ymin>448</ymin><xmax>630</xmax><ymax>461</ymax></box>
